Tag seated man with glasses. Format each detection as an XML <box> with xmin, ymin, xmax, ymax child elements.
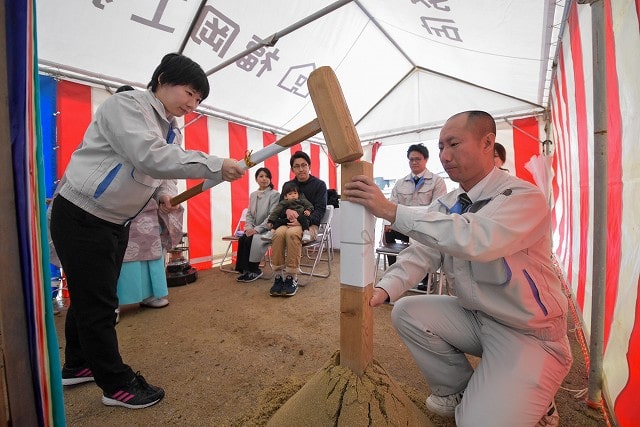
<box><xmin>268</xmin><ymin>151</ymin><xmax>327</xmax><ymax>297</ymax></box>
<box><xmin>384</xmin><ymin>144</ymin><xmax>447</xmax><ymax>290</ymax></box>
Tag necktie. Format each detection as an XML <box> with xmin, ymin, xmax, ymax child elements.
<box><xmin>166</xmin><ymin>127</ymin><xmax>176</xmax><ymax>144</ymax></box>
<box><xmin>451</xmin><ymin>193</ymin><xmax>472</xmax><ymax>214</ymax></box>
<box><xmin>413</xmin><ymin>176</ymin><xmax>420</xmax><ymax>185</ymax></box>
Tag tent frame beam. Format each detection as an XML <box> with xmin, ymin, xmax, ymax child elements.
<box><xmin>38</xmin><ymin>60</ymin><xmax>547</xmax><ymax>146</ymax></box>
<box><xmin>203</xmin><ymin>0</ymin><xmax>355</xmax><ymax>76</ymax></box>
<box><xmin>177</xmin><ymin>0</ymin><xmax>208</xmax><ymax>54</ymax></box>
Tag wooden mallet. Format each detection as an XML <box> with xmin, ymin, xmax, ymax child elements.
<box><xmin>170</xmin><ymin>66</ymin><xmax>364</xmax><ymax>206</ymax></box>
<box><xmin>307</xmin><ymin>66</ymin><xmax>375</xmax><ymax>376</ymax></box>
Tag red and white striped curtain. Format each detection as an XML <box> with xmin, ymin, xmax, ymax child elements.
<box><xmin>550</xmin><ymin>1</ymin><xmax>640</xmax><ymax>425</ymax></box>
<box><xmin>52</xmin><ymin>80</ymin><xmax>338</xmax><ymax>270</ymax></box>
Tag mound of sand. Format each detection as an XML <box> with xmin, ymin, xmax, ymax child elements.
<box><xmin>266</xmin><ymin>351</ymin><xmax>431</xmax><ymax>426</ymax></box>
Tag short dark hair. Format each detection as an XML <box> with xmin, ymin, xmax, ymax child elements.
<box><xmin>148</xmin><ymin>53</ymin><xmax>210</xmax><ymax>101</ymax></box>
<box><xmin>116</xmin><ymin>85</ymin><xmax>134</xmax><ymax>93</ymax></box>
<box><xmin>407</xmin><ymin>143</ymin><xmax>429</xmax><ymax>159</ymax></box>
<box><xmin>254</xmin><ymin>167</ymin><xmax>274</xmax><ymax>189</ymax></box>
<box><xmin>281</xmin><ymin>182</ymin><xmax>299</xmax><ymax>195</ymax></box>
<box><xmin>494</xmin><ymin>142</ymin><xmax>507</xmax><ymax>163</ymax></box>
<box><xmin>290</xmin><ymin>151</ymin><xmax>311</xmax><ymax>168</ymax></box>
<box><xmin>456</xmin><ymin>110</ymin><xmax>496</xmax><ymax>136</ymax></box>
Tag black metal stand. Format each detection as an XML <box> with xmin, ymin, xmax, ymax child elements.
<box><xmin>166</xmin><ymin>233</ymin><xmax>197</xmax><ymax>287</ymax></box>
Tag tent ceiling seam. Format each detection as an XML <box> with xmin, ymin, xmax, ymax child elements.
<box><xmin>360</xmin><ymin>110</ymin><xmax>545</xmax><ymax>144</ymax></box>
<box><xmin>354</xmin><ymin>67</ymin><xmax>415</xmax><ymax>128</ymax></box>
<box><xmin>355</xmin><ymin>0</ymin><xmax>415</xmax><ymax>67</ymax></box>
<box><xmin>335</xmin><ymin>1</ymin><xmax>419</xmax><ymax>131</ymax></box>
<box><xmin>415</xmin><ymin>65</ymin><xmax>544</xmax><ymax>110</ymax></box>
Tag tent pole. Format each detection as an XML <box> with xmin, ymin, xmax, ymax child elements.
<box><xmin>204</xmin><ymin>0</ymin><xmax>354</xmax><ymax>76</ymax></box>
<box><xmin>547</xmin><ymin>1</ymin><xmax>573</xmax><ymax>113</ymax></box>
<box><xmin>177</xmin><ymin>0</ymin><xmax>208</xmax><ymax>54</ymax></box>
<box><xmin>586</xmin><ymin>0</ymin><xmax>606</xmax><ymax>407</ymax></box>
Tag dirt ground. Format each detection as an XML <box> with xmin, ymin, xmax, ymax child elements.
<box><xmin>54</xmin><ymin>255</ymin><xmax>609</xmax><ymax>426</ymax></box>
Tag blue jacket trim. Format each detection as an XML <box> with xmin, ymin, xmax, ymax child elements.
<box><xmin>523</xmin><ymin>269</ymin><xmax>548</xmax><ymax>316</ymax></box>
<box><xmin>93</xmin><ymin>163</ymin><xmax>122</xmax><ymax>198</ymax></box>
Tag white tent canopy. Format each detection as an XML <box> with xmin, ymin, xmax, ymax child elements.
<box><xmin>37</xmin><ymin>0</ymin><xmax>565</xmax><ymax>145</ymax></box>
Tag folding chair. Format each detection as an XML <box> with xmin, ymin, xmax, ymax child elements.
<box><xmin>259</xmin><ymin>247</ymin><xmax>274</xmax><ymax>280</ymax></box>
<box><xmin>374</xmin><ymin>233</ymin><xmax>449</xmax><ymax>295</ymax></box>
<box><xmin>219</xmin><ymin>208</ymin><xmax>247</xmax><ymax>273</ymax></box>
<box><xmin>374</xmin><ymin>234</ymin><xmax>410</xmax><ymax>285</ymax></box>
<box><xmin>298</xmin><ymin>205</ymin><xmax>334</xmax><ymax>284</ymax></box>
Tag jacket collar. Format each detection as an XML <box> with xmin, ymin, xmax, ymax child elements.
<box><xmin>404</xmin><ymin>169</ymin><xmax>434</xmax><ymax>182</ymax></box>
<box><xmin>141</xmin><ymin>89</ymin><xmax>179</xmax><ymax>130</ymax></box>
<box><xmin>438</xmin><ymin>168</ymin><xmax>511</xmax><ymax>212</ymax></box>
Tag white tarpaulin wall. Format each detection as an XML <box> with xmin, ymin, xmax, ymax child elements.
<box><xmin>24</xmin><ymin>0</ymin><xmax>640</xmax><ymax>425</ymax></box>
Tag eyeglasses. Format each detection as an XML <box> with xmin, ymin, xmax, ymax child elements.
<box><xmin>408</xmin><ymin>157</ymin><xmax>424</xmax><ymax>163</ymax></box>
<box><xmin>292</xmin><ymin>163</ymin><xmax>309</xmax><ymax>170</ymax></box>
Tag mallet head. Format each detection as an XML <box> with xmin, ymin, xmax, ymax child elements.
<box><xmin>308</xmin><ymin>66</ymin><xmax>363</xmax><ymax>164</ymax></box>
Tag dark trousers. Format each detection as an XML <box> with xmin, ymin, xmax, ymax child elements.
<box><xmin>235</xmin><ymin>234</ymin><xmax>260</xmax><ymax>273</ymax></box>
<box><xmin>50</xmin><ymin>196</ymin><xmax>135</xmax><ymax>393</ymax></box>
<box><xmin>384</xmin><ymin>228</ymin><xmax>430</xmax><ymax>286</ymax></box>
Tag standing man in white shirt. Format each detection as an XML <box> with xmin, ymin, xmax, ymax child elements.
<box><xmin>384</xmin><ymin>144</ymin><xmax>447</xmax><ymax>288</ymax></box>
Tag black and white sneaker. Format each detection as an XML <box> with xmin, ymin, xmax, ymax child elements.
<box><xmin>243</xmin><ymin>271</ymin><xmax>263</xmax><ymax>282</ymax></box>
<box><xmin>282</xmin><ymin>275</ymin><xmax>298</xmax><ymax>297</ymax></box>
<box><xmin>61</xmin><ymin>365</ymin><xmax>94</xmax><ymax>386</ymax></box>
<box><xmin>102</xmin><ymin>372</ymin><xmax>164</xmax><ymax>409</ymax></box>
<box><xmin>270</xmin><ymin>276</ymin><xmax>284</xmax><ymax>296</ymax></box>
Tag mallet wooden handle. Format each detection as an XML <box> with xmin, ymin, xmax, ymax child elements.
<box><xmin>170</xmin><ymin>118</ymin><xmax>321</xmax><ymax>206</ymax></box>
<box><xmin>170</xmin><ymin>182</ymin><xmax>204</xmax><ymax>206</ymax></box>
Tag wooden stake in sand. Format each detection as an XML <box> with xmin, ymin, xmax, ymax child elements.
<box><xmin>306</xmin><ymin>66</ymin><xmax>373</xmax><ymax>376</ymax></box>
<box><xmin>268</xmin><ymin>67</ymin><xmax>431</xmax><ymax>426</ymax></box>
<box><xmin>164</xmin><ymin>65</ymin><xmax>431</xmax><ymax>425</ymax></box>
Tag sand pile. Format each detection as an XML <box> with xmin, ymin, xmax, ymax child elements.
<box><xmin>266</xmin><ymin>351</ymin><xmax>431</xmax><ymax>426</ymax></box>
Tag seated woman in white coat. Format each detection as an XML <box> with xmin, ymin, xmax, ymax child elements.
<box><xmin>235</xmin><ymin>167</ymin><xmax>280</xmax><ymax>282</ymax></box>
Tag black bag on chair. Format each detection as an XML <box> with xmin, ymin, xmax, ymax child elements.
<box><xmin>327</xmin><ymin>189</ymin><xmax>339</xmax><ymax>208</ymax></box>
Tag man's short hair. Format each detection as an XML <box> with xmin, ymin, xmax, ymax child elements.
<box><xmin>407</xmin><ymin>143</ymin><xmax>429</xmax><ymax>159</ymax></box>
<box><xmin>290</xmin><ymin>151</ymin><xmax>311</xmax><ymax>168</ymax></box>
<box><xmin>147</xmin><ymin>53</ymin><xmax>210</xmax><ymax>101</ymax></box>
<box><xmin>457</xmin><ymin>110</ymin><xmax>496</xmax><ymax>137</ymax></box>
